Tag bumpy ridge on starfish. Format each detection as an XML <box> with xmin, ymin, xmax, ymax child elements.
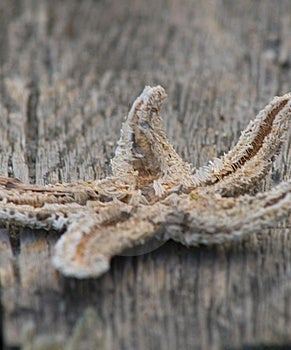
<box><xmin>193</xmin><ymin>92</ymin><xmax>291</xmax><ymax>195</ymax></box>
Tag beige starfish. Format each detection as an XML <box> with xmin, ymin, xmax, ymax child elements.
<box><xmin>0</xmin><ymin>86</ymin><xmax>290</xmax><ymax>278</ymax></box>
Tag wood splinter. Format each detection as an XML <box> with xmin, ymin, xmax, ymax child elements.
<box><xmin>0</xmin><ymin>86</ymin><xmax>290</xmax><ymax>278</ymax></box>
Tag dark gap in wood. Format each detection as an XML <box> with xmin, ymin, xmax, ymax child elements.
<box><xmin>7</xmin><ymin>154</ymin><xmax>14</xmax><ymax>179</ymax></box>
<box><xmin>25</xmin><ymin>82</ymin><xmax>39</xmax><ymax>184</ymax></box>
<box><xmin>7</xmin><ymin>225</ymin><xmax>21</xmax><ymax>257</ymax></box>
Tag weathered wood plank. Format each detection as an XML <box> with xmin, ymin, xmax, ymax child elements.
<box><xmin>0</xmin><ymin>229</ymin><xmax>15</xmax><ymax>287</ymax></box>
<box><xmin>0</xmin><ymin>0</ymin><xmax>290</xmax><ymax>349</ymax></box>
<box><xmin>18</xmin><ymin>229</ymin><xmax>60</xmax><ymax>290</ymax></box>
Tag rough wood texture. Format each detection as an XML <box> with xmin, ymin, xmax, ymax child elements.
<box><xmin>0</xmin><ymin>0</ymin><xmax>290</xmax><ymax>349</ymax></box>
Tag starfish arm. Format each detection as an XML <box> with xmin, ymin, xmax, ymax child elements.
<box><xmin>111</xmin><ymin>86</ymin><xmax>195</xmax><ymax>196</ymax></box>
<box><xmin>165</xmin><ymin>180</ymin><xmax>291</xmax><ymax>245</ymax></box>
<box><xmin>0</xmin><ymin>186</ymin><xmax>145</xmax><ymax>231</ymax></box>
<box><xmin>0</xmin><ymin>175</ymin><xmax>101</xmax><ymax>206</ymax></box>
<box><xmin>193</xmin><ymin>92</ymin><xmax>291</xmax><ymax>196</ymax></box>
<box><xmin>52</xmin><ymin>203</ymin><xmax>167</xmax><ymax>278</ymax></box>
<box><xmin>0</xmin><ymin>201</ymin><xmax>83</xmax><ymax>231</ymax></box>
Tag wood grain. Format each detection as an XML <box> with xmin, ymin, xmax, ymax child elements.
<box><xmin>0</xmin><ymin>0</ymin><xmax>290</xmax><ymax>349</ymax></box>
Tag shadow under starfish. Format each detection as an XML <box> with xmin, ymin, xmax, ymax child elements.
<box><xmin>0</xmin><ymin>86</ymin><xmax>290</xmax><ymax>278</ymax></box>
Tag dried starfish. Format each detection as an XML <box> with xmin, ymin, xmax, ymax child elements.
<box><xmin>0</xmin><ymin>86</ymin><xmax>290</xmax><ymax>278</ymax></box>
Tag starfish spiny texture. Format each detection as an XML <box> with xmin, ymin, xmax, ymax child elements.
<box><xmin>0</xmin><ymin>86</ymin><xmax>290</xmax><ymax>278</ymax></box>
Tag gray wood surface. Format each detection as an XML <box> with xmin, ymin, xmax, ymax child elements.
<box><xmin>0</xmin><ymin>0</ymin><xmax>290</xmax><ymax>349</ymax></box>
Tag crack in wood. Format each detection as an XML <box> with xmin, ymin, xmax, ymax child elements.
<box><xmin>25</xmin><ymin>82</ymin><xmax>39</xmax><ymax>184</ymax></box>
